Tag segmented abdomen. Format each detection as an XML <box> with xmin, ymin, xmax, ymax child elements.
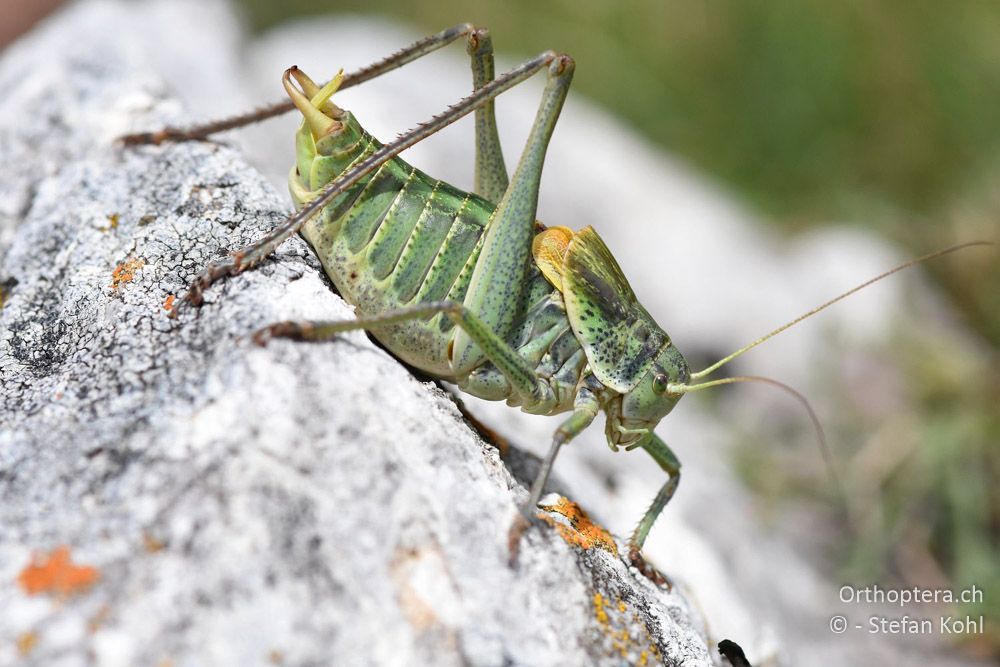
<box><xmin>301</xmin><ymin>132</ymin><xmax>503</xmax><ymax>376</ymax></box>
<box><xmin>300</xmin><ymin>128</ymin><xmax>585</xmax><ymax>414</ymax></box>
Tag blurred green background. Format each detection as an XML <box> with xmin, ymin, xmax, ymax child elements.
<box><xmin>238</xmin><ymin>0</ymin><xmax>997</xmax><ymax>652</ymax></box>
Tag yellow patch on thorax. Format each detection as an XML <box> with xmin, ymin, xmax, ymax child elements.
<box><xmin>531</xmin><ymin>226</ymin><xmax>576</xmax><ymax>292</ymax></box>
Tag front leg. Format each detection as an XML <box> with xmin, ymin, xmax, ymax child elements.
<box><xmin>627</xmin><ymin>433</ymin><xmax>682</xmax><ymax>585</ymax></box>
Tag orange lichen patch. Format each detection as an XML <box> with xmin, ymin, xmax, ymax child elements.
<box><xmin>99</xmin><ymin>213</ymin><xmax>120</xmax><ymax>232</ymax></box>
<box><xmin>593</xmin><ymin>593</ymin><xmax>610</xmax><ymax>626</ymax></box>
<box><xmin>537</xmin><ymin>496</ymin><xmax>618</xmax><ymax>555</ymax></box>
<box><xmin>591</xmin><ymin>593</ymin><xmax>662</xmax><ymax>664</ymax></box>
<box><xmin>592</xmin><ymin>593</ymin><xmax>631</xmax><ymax>659</ymax></box>
<box><xmin>142</xmin><ymin>531</ymin><xmax>165</xmax><ymax>553</ymax></box>
<box><xmin>16</xmin><ymin>632</ymin><xmax>38</xmax><ymax>656</ymax></box>
<box><xmin>17</xmin><ymin>546</ymin><xmax>100</xmax><ymax>597</ymax></box>
<box><xmin>162</xmin><ymin>294</ymin><xmax>176</xmax><ymax>313</ymax></box>
<box><xmin>110</xmin><ymin>257</ymin><xmax>144</xmax><ymax>289</ymax></box>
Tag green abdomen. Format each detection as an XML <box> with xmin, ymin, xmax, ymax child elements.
<box><xmin>298</xmin><ymin>130</ymin><xmax>512</xmax><ymax>377</ymax></box>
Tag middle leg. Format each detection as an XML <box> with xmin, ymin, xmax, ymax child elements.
<box><xmin>254</xmin><ymin>300</ymin><xmax>548</xmax><ymax>404</ymax></box>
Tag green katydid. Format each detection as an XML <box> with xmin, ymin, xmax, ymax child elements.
<box><xmin>122</xmin><ymin>23</ymin><xmax>988</xmax><ymax>571</ymax></box>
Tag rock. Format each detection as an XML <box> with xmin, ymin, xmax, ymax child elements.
<box><xmin>0</xmin><ymin>2</ymin><xmax>716</xmax><ymax>666</ymax></box>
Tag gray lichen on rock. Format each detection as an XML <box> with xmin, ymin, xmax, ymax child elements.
<box><xmin>0</xmin><ymin>2</ymin><xmax>716</xmax><ymax>665</ymax></box>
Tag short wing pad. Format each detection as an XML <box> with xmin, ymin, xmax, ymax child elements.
<box><xmin>532</xmin><ymin>226</ymin><xmax>575</xmax><ymax>292</ymax></box>
<box><xmin>561</xmin><ymin>226</ymin><xmax>667</xmax><ymax>392</ymax></box>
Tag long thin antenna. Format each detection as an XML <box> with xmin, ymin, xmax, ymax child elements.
<box><xmin>119</xmin><ymin>23</ymin><xmax>477</xmax><ymax>145</ymax></box>
<box><xmin>670</xmin><ymin>375</ymin><xmax>843</xmax><ymax>499</ymax></box>
<box><xmin>691</xmin><ymin>241</ymin><xmax>993</xmax><ymax>381</ymax></box>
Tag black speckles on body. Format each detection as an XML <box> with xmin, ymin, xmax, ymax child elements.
<box><xmin>300</xmin><ymin>129</ymin><xmax>498</xmax><ymax>376</ymax></box>
<box><xmin>341</xmin><ymin>160</ymin><xmax>412</xmax><ymax>254</ymax></box>
<box><xmin>561</xmin><ymin>227</ymin><xmax>670</xmax><ymax>392</ymax></box>
<box><xmin>298</xmin><ymin>124</ymin><xmax>593</xmax><ymax>410</ymax></box>
<box><xmin>390</xmin><ymin>185</ymin><xmax>466</xmax><ymax>302</ymax></box>
<box><xmin>458</xmin><ymin>290</ymin><xmax>587</xmax><ymax>413</ymax></box>
<box><xmin>367</xmin><ymin>172</ymin><xmax>434</xmax><ymax>280</ymax></box>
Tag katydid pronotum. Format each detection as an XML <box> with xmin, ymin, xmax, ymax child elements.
<box><xmin>123</xmin><ymin>23</ymin><xmax>989</xmax><ymax>573</ymax></box>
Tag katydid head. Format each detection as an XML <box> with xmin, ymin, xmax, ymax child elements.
<box><xmin>605</xmin><ymin>343</ymin><xmax>689</xmax><ymax>450</ymax></box>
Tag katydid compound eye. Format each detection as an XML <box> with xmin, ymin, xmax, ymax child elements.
<box><xmin>652</xmin><ymin>373</ymin><xmax>669</xmax><ymax>394</ymax></box>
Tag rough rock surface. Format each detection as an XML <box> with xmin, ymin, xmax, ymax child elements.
<box><xmin>0</xmin><ymin>2</ymin><xmax>716</xmax><ymax>666</ymax></box>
